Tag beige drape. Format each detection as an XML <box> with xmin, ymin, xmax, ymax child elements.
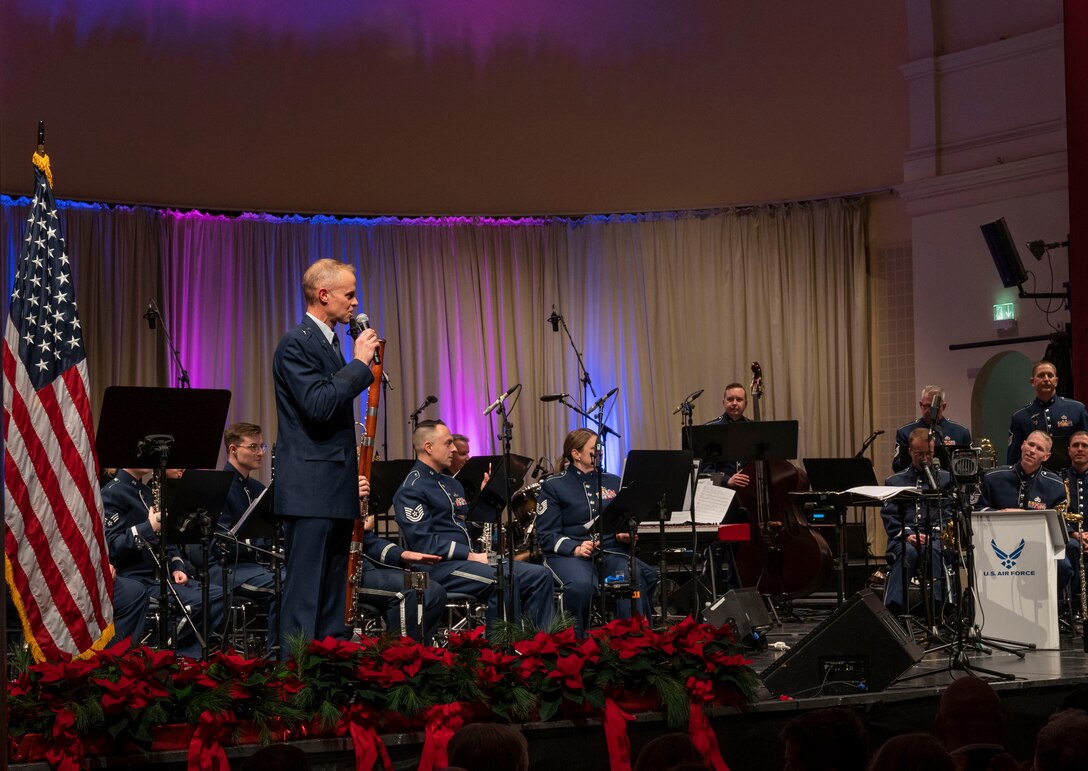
<box><xmin>2</xmin><ymin>197</ymin><xmax>870</xmax><ymax>480</ymax></box>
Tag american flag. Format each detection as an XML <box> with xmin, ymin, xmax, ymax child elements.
<box><xmin>3</xmin><ymin>157</ymin><xmax>113</xmax><ymax>661</ymax></box>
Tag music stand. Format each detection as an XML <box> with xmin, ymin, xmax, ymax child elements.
<box><xmin>95</xmin><ymin>386</ymin><xmax>230</xmax><ymax>655</ymax></box>
<box><xmin>369</xmin><ymin>460</ymin><xmax>416</xmax><ymax>537</ymax></box>
<box><xmin>616</xmin><ymin>450</ymin><xmax>693</xmax><ymax>622</ymax></box>
<box><xmin>683</xmin><ymin>420</ymin><xmax>799</xmax><ymax>464</ymax></box>
<box><xmin>801</xmin><ymin>458</ymin><xmax>879</xmax><ymax>606</ymax></box>
<box><xmin>457</xmin><ymin>454</ymin><xmax>532</xmax><ymax>500</ymax></box>
<box><xmin>464</xmin><ymin>463</ymin><xmax>508</xmax><ymax>527</ymax></box>
<box><xmin>162</xmin><ymin>470</ymin><xmax>232</xmax><ymax>659</ymax></box>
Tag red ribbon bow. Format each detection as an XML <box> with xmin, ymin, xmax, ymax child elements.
<box><xmin>417</xmin><ymin>702</ymin><xmax>465</xmax><ymax>771</ymax></box>
<box><xmin>689</xmin><ymin>703</ymin><xmax>730</xmax><ymax>771</ymax></box>
<box><xmin>187</xmin><ymin>709</ymin><xmax>236</xmax><ymax>771</ymax></box>
<box><xmin>45</xmin><ymin>710</ymin><xmax>84</xmax><ymax>771</ymax></box>
<box><xmin>340</xmin><ymin>704</ymin><xmax>393</xmax><ymax>771</ymax></box>
<box><xmin>603</xmin><ymin>697</ymin><xmax>636</xmax><ymax>771</ymax></box>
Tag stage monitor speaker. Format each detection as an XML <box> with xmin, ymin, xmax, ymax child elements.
<box><xmin>760</xmin><ymin>589</ymin><xmax>923</xmax><ymax>697</ymax></box>
<box><xmin>703</xmin><ymin>588</ymin><xmax>771</xmax><ymax>648</ymax></box>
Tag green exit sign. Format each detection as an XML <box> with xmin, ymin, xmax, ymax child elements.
<box><xmin>993</xmin><ymin>302</ymin><xmax>1015</xmax><ymax>321</ymax></box>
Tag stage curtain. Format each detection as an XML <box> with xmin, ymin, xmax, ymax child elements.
<box><xmin>2</xmin><ymin>197</ymin><xmax>870</xmax><ymax>476</ymax></box>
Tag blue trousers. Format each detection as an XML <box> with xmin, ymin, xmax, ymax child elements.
<box><xmin>209</xmin><ymin>561</ymin><xmax>280</xmax><ymax>651</ymax></box>
<box><xmin>132</xmin><ymin>574</ymin><xmax>225</xmax><ymax>659</ymax></box>
<box><xmin>422</xmin><ymin>558</ymin><xmax>556</xmax><ymax>629</ymax></box>
<box><xmin>110</xmin><ymin>575</ymin><xmax>151</xmax><ymax>647</ymax></box>
<box><xmin>280</xmin><ymin>517</ymin><xmax>354</xmax><ymax>654</ymax></box>
<box><xmin>545</xmin><ymin>551</ymin><xmax>658</xmax><ymax>637</ymax></box>
<box><xmin>884</xmin><ymin>539</ymin><xmax>945</xmax><ymax>611</ymax></box>
<box><xmin>357</xmin><ymin>565</ymin><xmax>448</xmax><ymax>643</ymax></box>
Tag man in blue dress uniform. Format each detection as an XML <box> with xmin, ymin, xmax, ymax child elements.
<box><xmin>1062</xmin><ymin>430</ymin><xmax>1088</xmax><ymax>601</ymax></box>
<box><xmin>102</xmin><ymin>468</ymin><xmax>225</xmax><ymax>658</ymax></box>
<box><xmin>880</xmin><ymin>428</ymin><xmax>953</xmax><ymax>615</ymax></box>
<box><xmin>979</xmin><ymin>430</ymin><xmax>1071</xmax><ymax>590</ymax></box>
<box><xmin>536</xmin><ymin>428</ymin><xmax>658</xmax><ymax>636</ymax></box>
<box><xmin>1008</xmin><ymin>361</ymin><xmax>1088</xmax><ymax>466</ymax></box>
<box><xmin>272</xmin><ymin>258</ymin><xmax>380</xmax><ymax>650</ymax></box>
<box><xmin>200</xmin><ymin>422</ymin><xmax>280</xmax><ymax>651</ymax></box>
<box><xmin>394</xmin><ymin>420</ymin><xmax>555</xmax><ymax>630</ymax></box>
<box><xmin>892</xmin><ymin>385</ymin><xmax>972</xmax><ymax>473</ymax></box>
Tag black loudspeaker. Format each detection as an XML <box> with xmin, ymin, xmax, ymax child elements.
<box><xmin>760</xmin><ymin>589</ymin><xmax>923</xmax><ymax>697</ymax></box>
<box><xmin>703</xmin><ymin>588</ymin><xmax>771</xmax><ymax>649</ymax></box>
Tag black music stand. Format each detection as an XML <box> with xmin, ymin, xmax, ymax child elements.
<box><xmin>801</xmin><ymin>458</ymin><xmax>879</xmax><ymax>606</ymax></box>
<box><xmin>95</xmin><ymin>386</ymin><xmax>230</xmax><ymax>656</ymax></box>
<box><xmin>228</xmin><ymin>482</ymin><xmax>283</xmax><ymax>654</ymax></box>
<box><xmin>369</xmin><ymin>460</ymin><xmax>416</xmax><ymax>537</ymax></box>
<box><xmin>457</xmin><ymin>454</ymin><xmax>532</xmax><ymax>501</ymax></box>
<box><xmin>683</xmin><ymin>420</ymin><xmax>799</xmax><ymax>465</ymax></box>
<box><xmin>616</xmin><ymin>450</ymin><xmax>693</xmax><ymax>623</ymax></box>
<box><xmin>162</xmin><ymin>470</ymin><xmax>233</xmax><ymax>659</ymax></box>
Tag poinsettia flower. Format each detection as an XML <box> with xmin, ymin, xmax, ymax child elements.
<box><xmin>545</xmin><ymin>654</ymin><xmax>585</xmax><ymax>690</ymax></box>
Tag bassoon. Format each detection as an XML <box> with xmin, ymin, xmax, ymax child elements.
<box><xmin>345</xmin><ymin>338</ymin><xmax>386</xmax><ymax>625</ymax></box>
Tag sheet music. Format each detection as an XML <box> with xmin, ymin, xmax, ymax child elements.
<box><xmin>844</xmin><ymin>485</ymin><xmax>924</xmax><ymax>502</ymax></box>
<box><xmin>231</xmin><ymin>485</ymin><xmax>271</xmax><ymax>535</ymax></box>
<box><xmin>663</xmin><ymin>478</ymin><xmax>735</xmax><ymax>525</ymax></box>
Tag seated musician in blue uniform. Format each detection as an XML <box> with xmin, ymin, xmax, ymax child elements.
<box><xmin>979</xmin><ymin>430</ymin><xmax>1072</xmax><ymax>591</ymax></box>
<box><xmin>102</xmin><ymin>468</ymin><xmax>225</xmax><ymax>658</ymax></box>
<box><xmin>535</xmin><ymin>428</ymin><xmax>658</xmax><ymax>637</ymax></box>
<box><xmin>203</xmin><ymin>422</ymin><xmax>279</xmax><ymax>651</ymax></box>
<box><xmin>1063</xmin><ymin>430</ymin><xmax>1088</xmax><ymax>599</ymax></box>
<box><xmin>1008</xmin><ymin>361</ymin><xmax>1088</xmax><ymax>466</ymax></box>
<box><xmin>892</xmin><ymin>386</ymin><xmax>972</xmax><ymax>473</ymax></box>
<box><xmin>394</xmin><ymin>420</ymin><xmax>555</xmax><ymax>630</ymax></box>
<box><xmin>355</xmin><ymin>474</ymin><xmax>447</xmax><ymax>642</ymax></box>
<box><xmin>704</xmin><ymin>383</ymin><xmax>751</xmax><ymax>490</ymax></box>
<box><xmin>880</xmin><ymin>428</ymin><xmax>953</xmax><ymax>616</ymax></box>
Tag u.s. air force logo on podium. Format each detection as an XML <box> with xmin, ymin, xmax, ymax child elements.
<box><xmin>982</xmin><ymin>538</ymin><xmax>1034</xmax><ymax>577</ymax></box>
<box><xmin>992</xmin><ymin>538</ymin><xmax>1025</xmax><ymax>569</ymax></box>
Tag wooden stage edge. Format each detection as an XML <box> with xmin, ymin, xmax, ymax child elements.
<box><xmin>12</xmin><ymin>618</ymin><xmax>1088</xmax><ymax>771</ymax></box>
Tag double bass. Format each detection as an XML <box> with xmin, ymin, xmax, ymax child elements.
<box><xmin>733</xmin><ymin>362</ymin><xmax>833</xmax><ymax>598</ymax></box>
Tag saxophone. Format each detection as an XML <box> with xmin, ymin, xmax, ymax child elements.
<box><xmin>1058</xmin><ymin>476</ymin><xmax>1086</xmax><ymax>627</ymax></box>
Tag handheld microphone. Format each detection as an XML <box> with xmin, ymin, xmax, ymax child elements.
<box><xmin>589</xmin><ymin>387</ymin><xmax>619</xmax><ymax>413</ymax></box>
<box><xmin>484</xmin><ymin>383</ymin><xmax>521</xmax><ymax>416</ymax></box>
<box><xmin>143</xmin><ymin>300</ymin><xmax>157</xmax><ymax>330</ymax></box>
<box><xmin>540</xmin><ymin>393</ymin><xmax>568</xmax><ymax>402</ymax></box>
<box><xmin>547</xmin><ymin>306</ymin><xmax>561</xmax><ymax>333</ymax></box>
<box><xmin>349</xmin><ymin>313</ymin><xmax>381</xmax><ymax>365</ymax></box>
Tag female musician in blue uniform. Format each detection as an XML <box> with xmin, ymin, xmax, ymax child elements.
<box><xmin>536</xmin><ymin>428</ymin><xmax>658</xmax><ymax>636</ymax></box>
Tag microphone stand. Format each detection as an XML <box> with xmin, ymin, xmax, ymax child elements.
<box><xmin>552</xmin><ymin>309</ymin><xmax>597</xmax><ymax>424</ymax></box>
<box><xmin>854</xmin><ymin>430</ymin><xmax>883</xmax><ymax>459</ymax></box>
<box><xmin>146</xmin><ymin>299</ymin><xmax>191</xmax><ymax>389</ymax></box>
<box><xmin>495</xmin><ymin>401</ymin><xmax>517</xmax><ymax>624</ymax></box>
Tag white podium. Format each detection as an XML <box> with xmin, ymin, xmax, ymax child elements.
<box><xmin>971</xmin><ymin>509</ymin><xmax>1067</xmax><ymax>649</ymax></box>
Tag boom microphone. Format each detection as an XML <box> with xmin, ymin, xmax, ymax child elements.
<box><xmin>540</xmin><ymin>393</ymin><xmax>568</xmax><ymax>402</ymax></box>
<box><xmin>484</xmin><ymin>383</ymin><xmax>521</xmax><ymax>416</ymax></box>
<box><xmin>349</xmin><ymin>313</ymin><xmax>381</xmax><ymax>365</ymax></box>
<box><xmin>589</xmin><ymin>387</ymin><xmax>619</xmax><ymax>413</ymax></box>
<box><xmin>143</xmin><ymin>300</ymin><xmax>157</xmax><ymax>330</ymax></box>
